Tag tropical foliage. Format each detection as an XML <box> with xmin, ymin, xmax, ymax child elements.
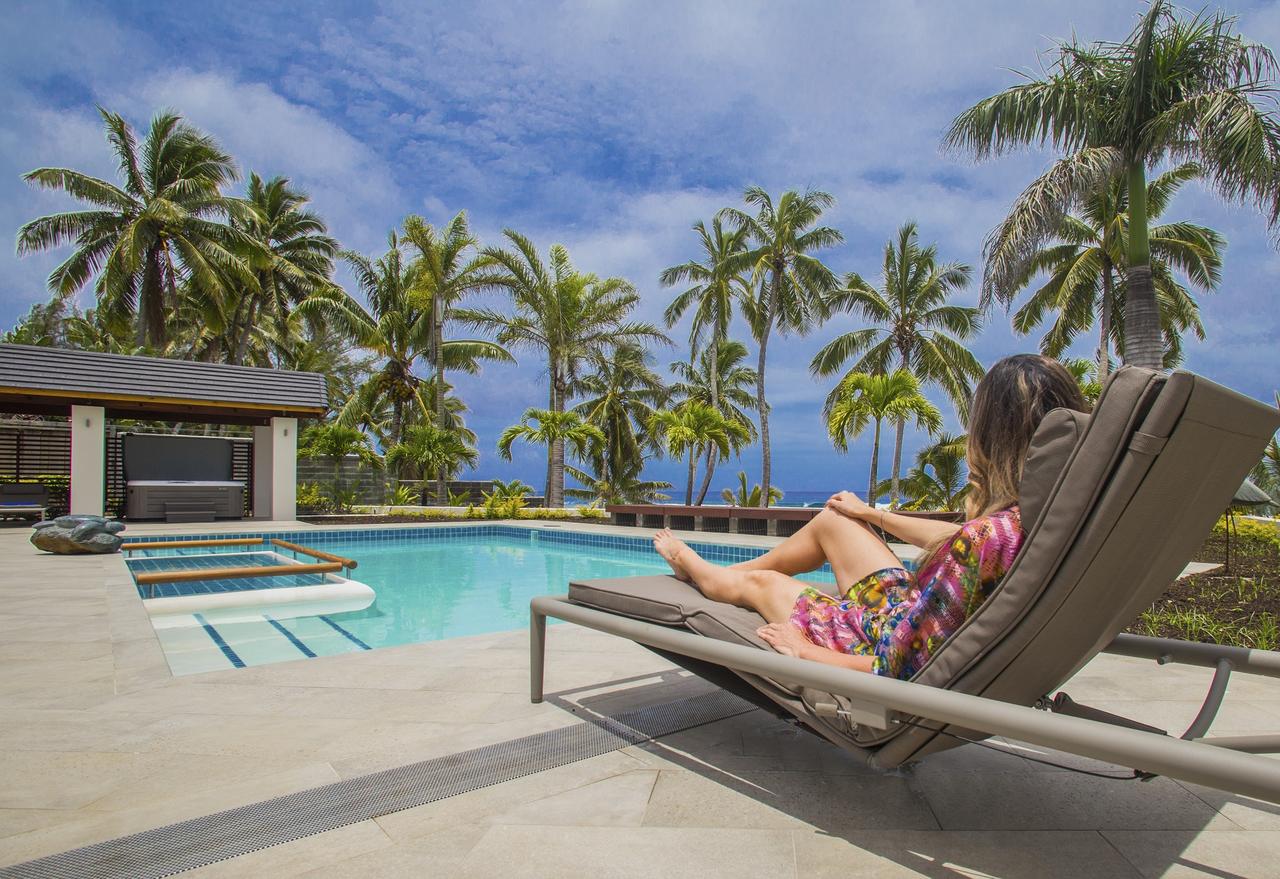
<box><xmin>385</xmin><ymin>424</ymin><xmax>480</xmax><ymax>504</ymax></box>
<box><xmin>649</xmin><ymin>403</ymin><xmax>750</xmax><ymax>506</ymax></box>
<box><xmin>720</xmin><ymin>471</ymin><xmax>783</xmax><ymax>507</ymax></box>
<box><xmin>946</xmin><ymin>0</ymin><xmax>1280</xmax><ymax>369</ymax></box>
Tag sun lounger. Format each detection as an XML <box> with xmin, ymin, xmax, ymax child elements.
<box><xmin>0</xmin><ymin>483</ymin><xmax>49</xmax><ymax>520</ymax></box>
<box><xmin>530</xmin><ymin>367</ymin><xmax>1280</xmax><ymax>804</ymax></box>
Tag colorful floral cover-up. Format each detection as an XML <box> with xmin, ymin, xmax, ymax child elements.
<box><xmin>788</xmin><ymin>506</ymin><xmax>1025</xmax><ymax>679</ymax></box>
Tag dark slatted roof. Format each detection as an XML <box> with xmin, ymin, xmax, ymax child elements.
<box><xmin>0</xmin><ymin>344</ymin><xmax>328</xmax><ymax>423</ymax></box>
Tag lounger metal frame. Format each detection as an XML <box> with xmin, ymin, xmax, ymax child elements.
<box><xmin>529</xmin><ymin>594</ymin><xmax>1280</xmax><ymax>805</ymax></box>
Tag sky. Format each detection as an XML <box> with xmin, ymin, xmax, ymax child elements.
<box><xmin>3</xmin><ymin>0</ymin><xmax>1279</xmax><ymax>498</ymax></box>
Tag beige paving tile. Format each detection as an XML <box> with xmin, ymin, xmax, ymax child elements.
<box><xmin>301</xmin><ymin>825</ymin><xmax>488</xmax><ymax>878</ymax></box>
<box><xmin>0</xmin><ymin>761</ymin><xmax>340</xmax><ymax>865</ymax></box>
<box><xmin>794</xmin><ymin>829</ymin><xmax>1142</xmax><ymax>878</ymax></box>
<box><xmin>0</xmin><ymin>809</ymin><xmax>79</xmax><ymax>842</ymax></box>
<box><xmin>1174</xmin><ymin>782</ymin><xmax>1280</xmax><ymax>831</ymax></box>
<box><xmin>911</xmin><ymin>767</ymin><xmax>1236</xmax><ymax>831</ymax></box>
<box><xmin>181</xmin><ymin>820</ymin><xmax>391</xmax><ymax>878</ymax></box>
<box><xmin>492</xmin><ymin>770</ymin><xmax>657</xmax><ymax>827</ymax></box>
<box><xmin>0</xmin><ymin>750</ymin><xmax>146</xmax><ymax>810</ymax></box>
<box><xmin>642</xmin><ymin>767</ymin><xmax>937</xmax><ymax>831</ymax></box>
<box><xmin>451</xmin><ymin>825</ymin><xmax>797</xmax><ymax>879</ymax></box>
<box><xmin>1102</xmin><ymin>829</ymin><xmax>1280</xmax><ymax>878</ymax></box>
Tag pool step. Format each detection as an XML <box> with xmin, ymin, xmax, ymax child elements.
<box><xmin>155</xmin><ymin>613</ymin><xmax>370</xmax><ymax>675</ymax></box>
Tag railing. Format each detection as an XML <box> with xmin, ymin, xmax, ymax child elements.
<box><xmin>124</xmin><ymin>536</ymin><xmax>357</xmax><ymax>593</ymax></box>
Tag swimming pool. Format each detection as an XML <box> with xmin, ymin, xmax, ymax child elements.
<box><xmin>125</xmin><ymin>525</ymin><xmax>844</xmax><ymax>676</ymax></box>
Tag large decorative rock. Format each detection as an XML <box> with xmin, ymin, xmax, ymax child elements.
<box><xmin>31</xmin><ymin>515</ymin><xmax>126</xmax><ymax>554</ymax></box>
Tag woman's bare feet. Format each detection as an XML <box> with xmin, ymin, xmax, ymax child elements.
<box><xmin>653</xmin><ymin>528</ymin><xmax>693</xmax><ymax>582</ymax></box>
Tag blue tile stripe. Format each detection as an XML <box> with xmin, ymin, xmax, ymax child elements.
<box><xmin>193</xmin><ymin>612</ymin><xmax>245</xmax><ymax>668</ymax></box>
<box><xmin>319</xmin><ymin>615</ymin><xmax>372</xmax><ymax>650</ymax></box>
<box><xmin>263</xmin><ymin>616</ymin><xmax>317</xmax><ymax>658</ymax></box>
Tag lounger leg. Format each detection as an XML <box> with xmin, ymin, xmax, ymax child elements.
<box><xmin>530</xmin><ymin>609</ymin><xmax>547</xmax><ymax>703</ymax></box>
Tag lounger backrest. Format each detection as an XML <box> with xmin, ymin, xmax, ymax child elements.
<box><xmin>863</xmin><ymin>368</ymin><xmax>1279</xmax><ymax>765</ymax></box>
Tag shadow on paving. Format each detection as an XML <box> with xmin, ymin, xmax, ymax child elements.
<box><xmin>552</xmin><ymin>674</ymin><xmax>1263</xmax><ymax>879</ymax></box>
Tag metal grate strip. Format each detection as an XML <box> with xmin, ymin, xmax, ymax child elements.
<box><xmin>1</xmin><ymin>689</ymin><xmax>753</xmax><ymax>879</ymax></box>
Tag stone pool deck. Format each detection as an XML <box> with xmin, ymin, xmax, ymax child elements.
<box><xmin>0</xmin><ymin>519</ymin><xmax>1277</xmax><ymax>878</ymax></box>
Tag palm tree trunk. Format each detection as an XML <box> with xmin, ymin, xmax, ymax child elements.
<box><xmin>434</xmin><ymin>297</ymin><xmax>448</xmax><ymax>505</ymax></box>
<box><xmin>890</xmin><ymin>351</ymin><xmax>909</xmax><ymax>508</ymax></box>
<box><xmin>389</xmin><ymin>400</ymin><xmax>403</xmax><ymax>493</ymax></box>
<box><xmin>756</xmin><ymin>276</ymin><xmax>779</xmax><ymax>508</ymax></box>
<box><xmin>868</xmin><ymin>418</ymin><xmax>882</xmax><ymax>507</ymax></box>
<box><xmin>545</xmin><ymin>365</ymin><xmax>557</xmax><ymax>505</ymax></box>
<box><xmin>685</xmin><ymin>449</ymin><xmax>696</xmax><ymax>505</ymax></box>
<box><xmin>1123</xmin><ymin>162</ymin><xmax>1163</xmax><ymax>370</ymax></box>
<box><xmin>233</xmin><ymin>297</ymin><xmax>259</xmax><ymax>366</ymax></box>
<box><xmin>694</xmin><ymin>444</ymin><xmax>717</xmax><ymax>505</ymax></box>
<box><xmin>549</xmin><ymin>376</ymin><xmax>566</xmax><ymax>508</ymax></box>
<box><xmin>1099</xmin><ymin>261</ymin><xmax>1113</xmax><ymax>379</ymax></box>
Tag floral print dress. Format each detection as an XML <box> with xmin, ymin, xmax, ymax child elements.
<box><xmin>787</xmin><ymin>506</ymin><xmax>1025</xmax><ymax>679</ymax></box>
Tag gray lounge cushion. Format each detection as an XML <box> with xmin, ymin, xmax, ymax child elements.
<box><xmin>1019</xmin><ymin>408</ymin><xmax>1090</xmax><ymax>531</ymax></box>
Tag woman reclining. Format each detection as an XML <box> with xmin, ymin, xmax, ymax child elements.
<box><xmin>653</xmin><ymin>354</ymin><xmax>1088</xmax><ymax>680</ymax></box>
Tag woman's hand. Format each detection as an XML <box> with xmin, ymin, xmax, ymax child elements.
<box><xmin>756</xmin><ymin>622</ymin><xmax>813</xmax><ymax>658</ymax></box>
<box><xmin>826</xmin><ymin>490</ymin><xmax>875</xmax><ymax>521</ymax></box>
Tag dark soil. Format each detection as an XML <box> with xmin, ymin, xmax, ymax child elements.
<box><xmin>1124</xmin><ymin>524</ymin><xmax>1280</xmax><ymax>649</ymax></box>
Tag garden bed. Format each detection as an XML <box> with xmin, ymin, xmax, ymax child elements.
<box><xmin>1127</xmin><ymin>517</ymin><xmax>1279</xmax><ymax>649</ymax></box>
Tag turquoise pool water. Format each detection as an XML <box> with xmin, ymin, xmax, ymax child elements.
<box><xmin>130</xmin><ymin>526</ymin><xmax>840</xmax><ymax>676</ymax></box>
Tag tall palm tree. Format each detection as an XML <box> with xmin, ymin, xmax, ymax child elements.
<box><xmin>402</xmin><ymin>212</ymin><xmax>512</xmax><ymax>496</ymax></box>
<box><xmin>1002</xmin><ymin>164</ymin><xmax>1223</xmax><ymax>374</ymax></box>
<box><xmin>296</xmin><ymin>234</ymin><xmax>425</xmax><ymax>489</ymax></box>
<box><xmin>811</xmin><ymin>222</ymin><xmax>981</xmax><ymax>507</ymax></box>
<box><xmin>574</xmin><ymin>344</ymin><xmax>668</xmax><ymax>497</ymax></box>
<box><xmin>649</xmin><ymin>403</ymin><xmax>750</xmax><ymax>506</ymax></box>
<box><xmin>719</xmin><ymin>188</ymin><xmax>842</xmax><ymax>506</ymax></box>
<box><xmin>825</xmin><ymin>370</ymin><xmax>942</xmax><ymax>507</ymax></box>
<box><xmin>661</xmin><ymin>216</ymin><xmax>751</xmax><ymax>421</ymax></box>
<box><xmin>668</xmin><ymin>340</ymin><xmax>759</xmax><ymax>504</ymax></box>
<box><xmin>385</xmin><ymin>424</ymin><xmax>480</xmax><ymax>504</ymax></box>
<box><xmin>225</xmin><ymin>173</ymin><xmax>338</xmax><ymax>365</ymax></box>
<box><xmin>498</xmin><ymin>408</ymin><xmax>604</xmax><ymax>505</ymax></box>
<box><xmin>462</xmin><ymin>232</ymin><xmax>666</xmax><ymax>506</ymax></box>
<box><xmin>945</xmin><ymin>0</ymin><xmax>1280</xmax><ymax>369</ymax></box>
<box><xmin>18</xmin><ymin>108</ymin><xmax>261</xmax><ymax>346</ymax></box>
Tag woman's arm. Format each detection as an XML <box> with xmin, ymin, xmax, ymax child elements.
<box><xmin>756</xmin><ymin>623</ymin><xmax>875</xmax><ymax>673</ymax></box>
<box><xmin>825</xmin><ymin>491</ymin><xmax>959</xmax><ymax>550</ymax></box>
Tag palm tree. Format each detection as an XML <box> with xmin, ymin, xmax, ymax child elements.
<box><xmin>649</xmin><ymin>403</ymin><xmax>750</xmax><ymax>506</ymax></box>
<box><xmin>402</xmin><ymin>212</ymin><xmax>512</xmax><ymax>496</ymax></box>
<box><xmin>876</xmin><ymin>433</ymin><xmax>969</xmax><ymax>512</ymax></box>
<box><xmin>463</xmin><ymin>232</ymin><xmax>666</xmax><ymax>506</ymax></box>
<box><xmin>668</xmin><ymin>340</ymin><xmax>758</xmax><ymax>504</ymax></box>
<box><xmin>18</xmin><ymin>108</ymin><xmax>261</xmax><ymax>346</ymax></box>
<box><xmin>811</xmin><ymin>222</ymin><xmax>981</xmax><ymax>507</ymax></box>
<box><xmin>661</xmin><ymin>216</ymin><xmax>751</xmax><ymax>427</ymax></box>
<box><xmin>497</xmin><ymin>408</ymin><xmax>605</xmax><ymax>506</ymax></box>
<box><xmin>565</xmin><ymin>459</ymin><xmax>672</xmax><ymax>505</ymax></box>
<box><xmin>1002</xmin><ymin>165</ymin><xmax>1223</xmax><ymax>375</ymax></box>
<box><xmin>296</xmin><ymin>234</ymin><xmax>426</xmax><ymax>489</ymax></box>
<box><xmin>721</xmin><ymin>471</ymin><xmax>783</xmax><ymax>507</ymax></box>
<box><xmin>385</xmin><ymin>424</ymin><xmax>480</xmax><ymax>504</ymax></box>
<box><xmin>945</xmin><ymin>1</ymin><xmax>1280</xmax><ymax>369</ymax></box>
<box><xmin>299</xmin><ymin>422</ymin><xmax>382</xmax><ymax>511</ymax></box>
<box><xmin>719</xmin><ymin>188</ymin><xmax>843</xmax><ymax>505</ymax></box>
<box><xmin>574</xmin><ymin>344</ymin><xmax>667</xmax><ymax>497</ymax></box>
<box><xmin>225</xmin><ymin>173</ymin><xmax>338</xmax><ymax>365</ymax></box>
<box><xmin>825</xmin><ymin>370</ymin><xmax>942</xmax><ymax>507</ymax></box>
<box><xmin>1061</xmin><ymin>357</ymin><xmax>1105</xmax><ymax>407</ymax></box>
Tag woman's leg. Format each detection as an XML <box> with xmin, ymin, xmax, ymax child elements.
<box><xmin>732</xmin><ymin>509</ymin><xmax>902</xmax><ymax>587</ymax></box>
<box><xmin>654</xmin><ymin>529</ymin><xmax>806</xmax><ymax>624</ymax></box>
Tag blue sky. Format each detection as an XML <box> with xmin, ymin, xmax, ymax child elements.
<box><xmin>3</xmin><ymin>0</ymin><xmax>1279</xmax><ymax>497</ymax></box>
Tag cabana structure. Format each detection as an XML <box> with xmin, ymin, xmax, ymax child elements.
<box><xmin>0</xmin><ymin>344</ymin><xmax>327</xmax><ymax>520</ymax></box>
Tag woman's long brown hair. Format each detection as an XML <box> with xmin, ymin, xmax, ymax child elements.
<box><xmin>964</xmin><ymin>354</ymin><xmax>1089</xmax><ymax>520</ymax></box>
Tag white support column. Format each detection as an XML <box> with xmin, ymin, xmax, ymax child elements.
<box><xmin>69</xmin><ymin>405</ymin><xmax>105</xmax><ymax>516</ymax></box>
<box><xmin>253</xmin><ymin>417</ymin><xmax>297</xmax><ymax>520</ymax></box>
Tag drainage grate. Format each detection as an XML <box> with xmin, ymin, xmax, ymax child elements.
<box><xmin>1</xmin><ymin>689</ymin><xmax>754</xmax><ymax>879</ymax></box>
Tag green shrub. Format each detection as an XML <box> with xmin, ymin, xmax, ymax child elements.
<box><xmin>386</xmin><ymin>484</ymin><xmax>418</xmax><ymax>506</ymax></box>
<box><xmin>297</xmin><ymin>482</ymin><xmax>332</xmax><ymax>513</ymax></box>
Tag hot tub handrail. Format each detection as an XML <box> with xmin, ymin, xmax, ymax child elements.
<box><xmin>270</xmin><ymin>539</ymin><xmax>357</xmax><ymax>570</ymax></box>
<box><xmin>135</xmin><ymin>561</ymin><xmax>342</xmax><ymax>586</ymax></box>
